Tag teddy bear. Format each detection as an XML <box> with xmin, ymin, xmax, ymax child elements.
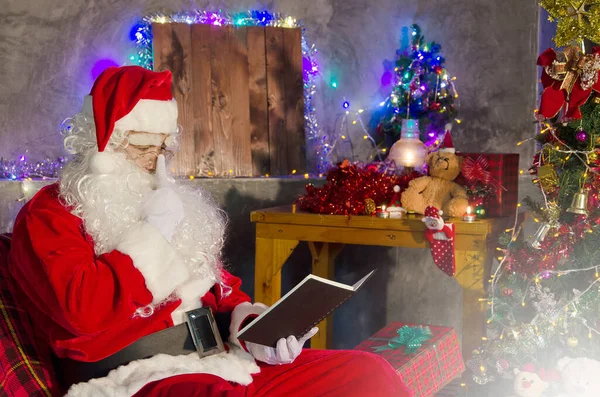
<box><xmin>510</xmin><ymin>365</ymin><xmax>549</xmax><ymax>397</ymax></box>
<box><xmin>400</xmin><ymin>132</ymin><xmax>469</xmax><ymax>217</ymax></box>
<box><xmin>556</xmin><ymin>356</ymin><xmax>600</xmax><ymax>397</ymax></box>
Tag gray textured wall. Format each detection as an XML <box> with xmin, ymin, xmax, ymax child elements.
<box><xmin>0</xmin><ymin>0</ymin><xmax>538</xmax><ymax>168</ymax></box>
<box><xmin>0</xmin><ymin>0</ymin><xmax>541</xmax><ymax>349</ymax></box>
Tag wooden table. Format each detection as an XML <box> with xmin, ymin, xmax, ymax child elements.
<box><xmin>250</xmin><ymin>206</ymin><xmax>506</xmax><ymax>357</ymax></box>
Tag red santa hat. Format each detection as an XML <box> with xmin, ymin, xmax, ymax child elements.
<box><xmin>389</xmin><ymin>185</ymin><xmax>401</xmax><ymax>207</ymax></box>
<box><xmin>438</xmin><ymin>130</ymin><xmax>455</xmax><ymax>154</ymax></box>
<box><xmin>82</xmin><ymin>66</ymin><xmax>178</xmax><ymax>151</ymax></box>
<box><xmin>424</xmin><ymin>206</ymin><xmax>443</xmax><ymax>219</ymax></box>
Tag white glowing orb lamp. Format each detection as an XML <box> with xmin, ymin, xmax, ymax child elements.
<box><xmin>388</xmin><ymin>119</ymin><xmax>427</xmax><ymax>170</ymax></box>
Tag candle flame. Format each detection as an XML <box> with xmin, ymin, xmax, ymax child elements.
<box><xmin>466</xmin><ymin>206</ymin><xmax>472</xmax><ymax>214</ymax></box>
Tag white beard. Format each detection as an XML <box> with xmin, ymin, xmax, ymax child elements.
<box><xmin>58</xmin><ymin>151</ymin><xmax>226</xmax><ymax>307</ymax></box>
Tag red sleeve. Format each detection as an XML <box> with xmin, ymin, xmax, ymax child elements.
<box><xmin>11</xmin><ymin>190</ymin><xmax>153</xmax><ymax>336</ymax></box>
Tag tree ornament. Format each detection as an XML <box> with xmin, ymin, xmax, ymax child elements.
<box><xmin>502</xmin><ymin>287</ymin><xmax>514</xmax><ymax>297</ymax></box>
<box><xmin>496</xmin><ymin>359</ymin><xmax>510</xmax><ymax>375</ymax></box>
<box><xmin>542</xmin><ymin>201</ymin><xmax>562</xmax><ymax>224</ymax></box>
<box><xmin>537</xmin><ymin>45</ymin><xmax>600</xmax><ymax>119</ymax></box>
<box><xmin>364</xmin><ymin>198</ymin><xmax>376</xmax><ymax>215</ymax></box>
<box><xmin>529</xmin><ymin>222</ymin><xmax>553</xmax><ymax>249</ymax></box>
<box><xmin>576</xmin><ymin>129</ymin><xmax>588</xmax><ymax>142</ymax></box>
<box><xmin>540</xmin><ymin>0</ymin><xmax>600</xmax><ymax>47</ymax></box>
<box><xmin>475</xmin><ymin>203</ymin><xmax>487</xmax><ymax>218</ymax></box>
<box><xmin>537</xmin><ymin>165</ymin><xmax>559</xmax><ymax>193</ymax></box>
<box><xmin>566</xmin><ymin>188</ymin><xmax>589</xmax><ymax>216</ymax></box>
<box><xmin>567</xmin><ymin>336</ymin><xmax>579</xmax><ymax>348</ymax></box>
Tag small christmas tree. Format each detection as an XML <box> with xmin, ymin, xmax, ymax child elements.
<box><xmin>375</xmin><ymin>24</ymin><xmax>458</xmax><ymax>147</ymax></box>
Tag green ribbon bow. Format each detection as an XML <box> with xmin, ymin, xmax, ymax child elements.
<box><xmin>371</xmin><ymin>326</ymin><xmax>433</xmax><ymax>354</ymax></box>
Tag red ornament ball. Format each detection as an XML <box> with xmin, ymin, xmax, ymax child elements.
<box><xmin>502</xmin><ymin>287</ymin><xmax>513</xmax><ymax>297</ymax></box>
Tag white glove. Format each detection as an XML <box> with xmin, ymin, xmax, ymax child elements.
<box><xmin>141</xmin><ymin>155</ymin><xmax>184</xmax><ymax>242</ymax></box>
<box><xmin>246</xmin><ymin>327</ymin><xmax>319</xmax><ymax>365</ymax></box>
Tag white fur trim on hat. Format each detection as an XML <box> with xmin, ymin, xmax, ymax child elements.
<box><xmin>439</xmin><ymin>148</ymin><xmax>456</xmax><ymax>154</ymax></box>
<box><xmin>82</xmin><ymin>95</ymin><xmax>178</xmax><ymax>135</ymax></box>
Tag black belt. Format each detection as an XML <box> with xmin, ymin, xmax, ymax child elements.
<box><xmin>55</xmin><ymin>309</ymin><xmax>231</xmax><ymax>387</ymax></box>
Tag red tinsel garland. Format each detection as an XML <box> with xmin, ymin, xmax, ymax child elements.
<box><xmin>295</xmin><ymin>161</ymin><xmax>422</xmax><ymax>215</ymax></box>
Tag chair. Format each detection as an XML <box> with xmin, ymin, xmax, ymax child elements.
<box><xmin>0</xmin><ymin>234</ymin><xmax>61</xmax><ymax>397</ymax></box>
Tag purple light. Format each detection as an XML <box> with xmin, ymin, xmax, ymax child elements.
<box><xmin>381</xmin><ymin>71</ymin><xmax>393</xmax><ymax>86</ymax></box>
<box><xmin>428</xmin><ymin>132</ymin><xmax>435</xmax><ymax>137</ymax></box>
<box><xmin>19</xmin><ymin>155</ymin><xmax>26</xmax><ymax>161</ymax></box>
<box><xmin>420</xmin><ymin>85</ymin><xmax>426</xmax><ymax>91</ymax></box>
<box><xmin>91</xmin><ymin>59</ymin><xmax>119</xmax><ymax>81</ymax></box>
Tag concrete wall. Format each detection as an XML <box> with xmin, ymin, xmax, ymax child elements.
<box><xmin>0</xmin><ymin>0</ymin><xmax>538</xmax><ymax>168</ymax></box>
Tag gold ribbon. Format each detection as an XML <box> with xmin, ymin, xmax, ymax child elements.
<box><xmin>546</xmin><ymin>46</ymin><xmax>584</xmax><ymax>95</ymax></box>
<box><xmin>545</xmin><ymin>45</ymin><xmax>600</xmax><ymax>96</ymax></box>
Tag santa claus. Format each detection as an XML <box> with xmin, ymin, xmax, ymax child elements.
<box><xmin>8</xmin><ymin>66</ymin><xmax>409</xmax><ymax>396</ymax></box>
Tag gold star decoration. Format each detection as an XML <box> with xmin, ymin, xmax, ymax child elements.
<box><xmin>540</xmin><ymin>0</ymin><xmax>600</xmax><ymax>47</ymax></box>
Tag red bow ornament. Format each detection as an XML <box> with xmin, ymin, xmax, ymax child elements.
<box><xmin>537</xmin><ymin>46</ymin><xmax>600</xmax><ymax>120</ymax></box>
<box><xmin>462</xmin><ymin>156</ymin><xmax>506</xmax><ymax>191</ymax></box>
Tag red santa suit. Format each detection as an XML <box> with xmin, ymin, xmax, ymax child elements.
<box><xmin>7</xmin><ymin>66</ymin><xmax>411</xmax><ymax>397</ymax></box>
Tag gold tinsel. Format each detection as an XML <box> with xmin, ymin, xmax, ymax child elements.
<box><xmin>364</xmin><ymin>198</ymin><xmax>376</xmax><ymax>215</ymax></box>
<box><xmin>540</xmin><ymin>0</ymin><xmax>600</xmax><ymax>47</ymax></box>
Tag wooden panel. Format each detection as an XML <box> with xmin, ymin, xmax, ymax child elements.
<box><xmin>229</xmin><ymin>27</ymin><xmax>252</xmax><ymax>176</ymax></box>
<box><xmin>152</xmin><ymin>24</ymin><xmax>304</xmax><ymax>176</ymax></box>
<box><xmin>265</xmin><ymin>27</ymin><xmax>287</xmax><ymax>175</ymax></box>
<box><xmin>255</xmin><ymin>223</ymin><xmax>488</xmax><ymax>251</ymax></box>
<box><xmin>190</xmin><ymin>24</ymin><xmax>214</xmax><ymax>176</ymax></box>
<box><xmin>308</xmin><ymin>242</ymin><xmax>343</xmax><ymax>349</ymax></box>
<box><xmin>209</xmin><ymin>25</ymin><xmax>235</xmax><ymax>175</ymax></box>
<box><xmin>247</xmin><ymin>27</ymin><xmax>270</xmax><ymax>176</ymax></box>
<box><xmin>282</xmin><ymin>28</ymin><xmax>305</xmax><ymax>173</ymax></box>
<box><xmin>152</xmin><ymin>23</ymin><xmax>195</xmax><ymax>176</ymax></box>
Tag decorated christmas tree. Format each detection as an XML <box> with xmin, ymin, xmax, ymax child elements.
<box><xmin>374</xmin><ymin>24</ymin><xmax>458</xmax><ymax>147</ymax></box>
<box><xmin>469</xmin><ymin>1</ymin><xmax>600</xmax><ymax>388</ymax></box>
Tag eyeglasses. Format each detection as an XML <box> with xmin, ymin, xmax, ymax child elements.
<box><xmin>124</xmin><ymin>145</ymin><xmax>175</xmax><ymax>163</ymax></box>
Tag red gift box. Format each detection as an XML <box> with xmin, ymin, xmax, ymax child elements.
<box><xmin>355</xmin><ymin>323</ymin><xmax>464</xmax><ymax>397</ymax></box>
<box><xmin>456</xmin><ymin>153</ymin><xmax>519</xmax><ymax>218</ymax></box>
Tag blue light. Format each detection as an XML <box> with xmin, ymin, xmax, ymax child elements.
<box><xmin>129</xmin><ymin>24</ymin><xmax>145</xmax><ymax>42</ymax></box>
<box><xmin>342</xmin><ymin>101</ymin><xmax>350</xmax><ymax>109</ymax></box>
<box><xmin>331</xmin><ymin>81</ymin><xmax>338</xmax><ymax>88</ymax></box>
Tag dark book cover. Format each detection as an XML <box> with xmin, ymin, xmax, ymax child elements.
<box><xmin>237</xmin><ymin>270</ymin><xmax>375</xmax><ymax>347</ymax></box>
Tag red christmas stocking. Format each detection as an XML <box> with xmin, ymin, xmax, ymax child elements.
<box><xmin>429</xmin><ymin>224</ymin><xmax>456</xmax><ymax>277</ymax></box>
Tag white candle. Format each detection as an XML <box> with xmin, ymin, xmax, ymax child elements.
<box><xmin>462</xmin><ymin>206</ymin><xmax>476</xmax><ymax>222</ymax></box>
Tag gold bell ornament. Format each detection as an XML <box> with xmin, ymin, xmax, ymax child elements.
<box><xmin>566</xmin><ymin>188</ymin><xmax>589</xmax><ymax>216</ymax></box>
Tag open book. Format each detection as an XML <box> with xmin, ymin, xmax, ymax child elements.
<box><xmin>237</xmin><ymin>270</ymin><xmax>375</xmax><ymax>347</ymax></box>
